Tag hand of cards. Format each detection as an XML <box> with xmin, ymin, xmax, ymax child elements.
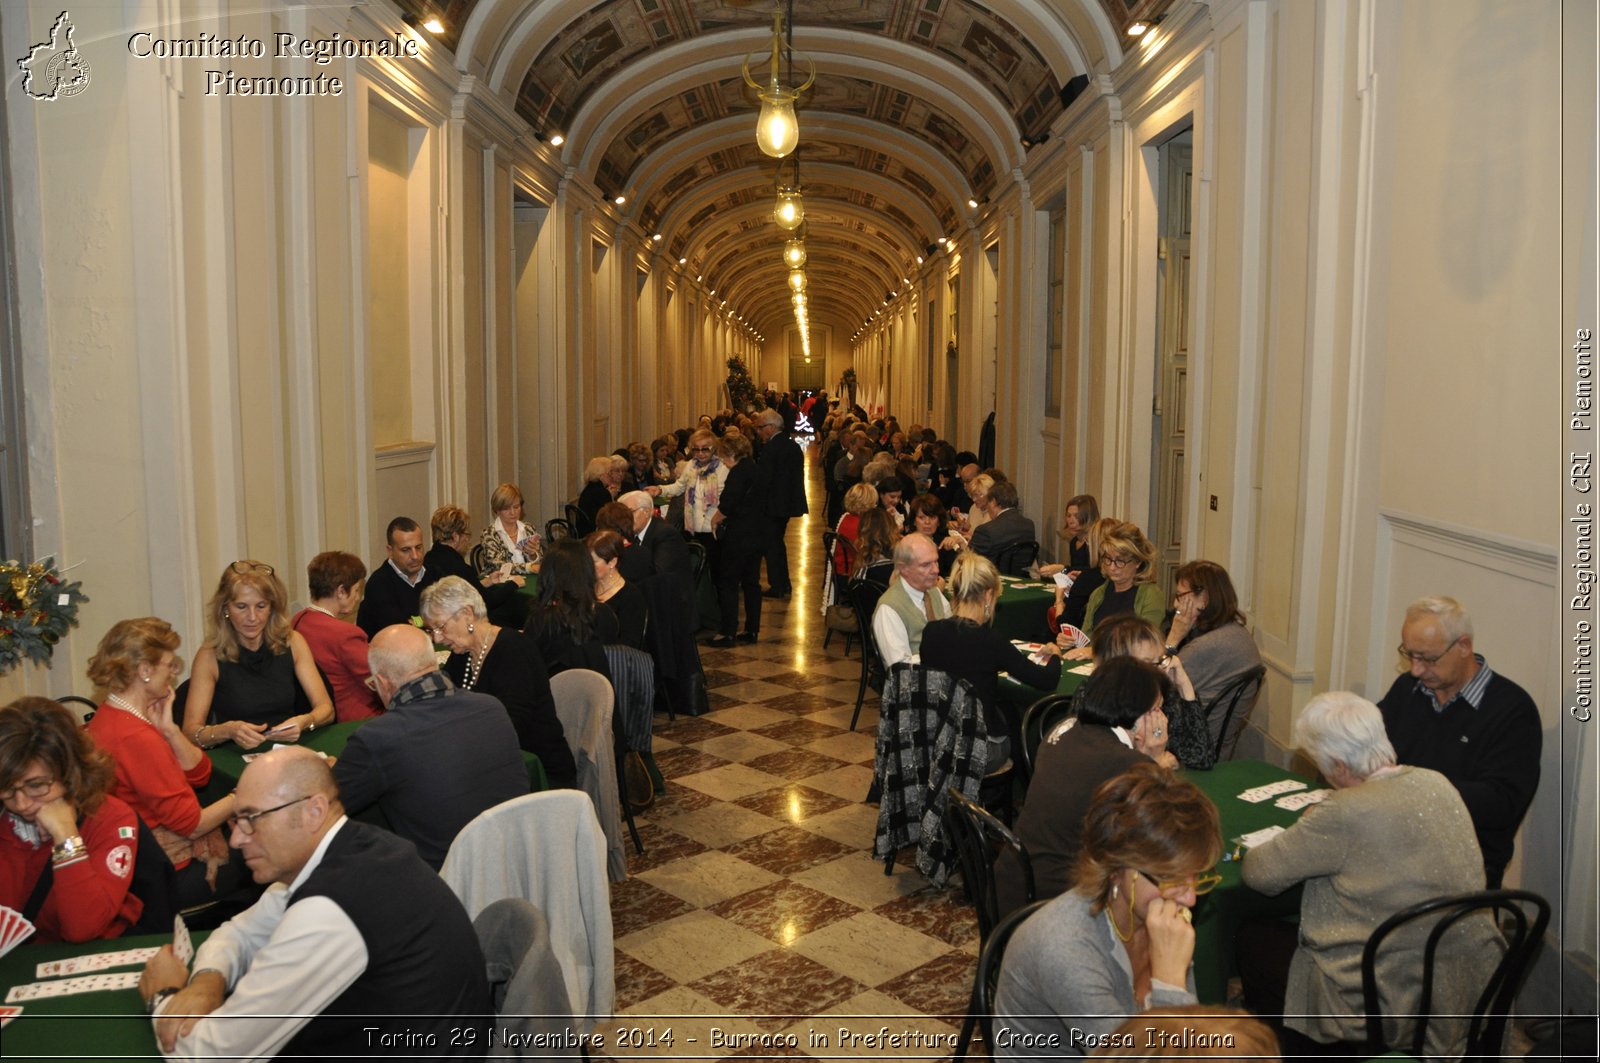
<box><xmin>0</xmin><ymin>905</ymin><xmax>36</xmax><ymax>959</ymax></box>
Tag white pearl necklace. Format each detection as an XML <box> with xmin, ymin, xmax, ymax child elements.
<box><xmin>462</xmin><ymin>636</ymin><xmax>492</xmax><ymax>690</ymax></box>
<box><xmin>106</xmin><ymin>693</ymin><xmax>153</xmax><ymax>727</ymax></box>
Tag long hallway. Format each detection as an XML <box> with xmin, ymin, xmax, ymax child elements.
<box><xmin>604</xmin><ymin>447</ymin><xmax>977</xmax><ymax>1060</ymax></box>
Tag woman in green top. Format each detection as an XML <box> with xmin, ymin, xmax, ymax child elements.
<box><xmin>1068</xmin><ymin>521</ymin><xmax>1164</xmax><ymax>652</ymax></box>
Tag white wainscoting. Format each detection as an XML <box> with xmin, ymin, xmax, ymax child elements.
<box><xmin>373</xmin><ymin>442</ymin><xmax>436</xmax><ymax>556</ymax></box>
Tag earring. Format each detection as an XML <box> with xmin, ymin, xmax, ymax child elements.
<box><xmin>468</xmin><ymin>623</ymin><xmax>475</xmax><ymax>633</ymax></box>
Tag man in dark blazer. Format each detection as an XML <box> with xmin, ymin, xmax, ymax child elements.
<box><xmin>969</xmin><ymin>479</ymin><xmax>1037</xmax><ymax>576</ymax></box>
<box><xmin>618</xmin><ymin>491</ymin><xmax>691</xmax><ymax>579</ymax></box>
<box><xmin>754</xmin><ymin>408</ymin><xmax>807</xmax><ymax>597</ymax></box>
<box><xmin>333</xmin><ymin>624</ymin><xmax>527</xmax><ymax>868</ymax></box>
<box><xmin>356</xmin><ymin>516</ymin><xmax>440</xmax><ymax>638</ymax></box>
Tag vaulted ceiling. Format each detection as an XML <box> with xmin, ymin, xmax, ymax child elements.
<box><xmin>407</xmin><ymin>0</ymin><xmax>1174</xmax><ymax>341</ymax></box>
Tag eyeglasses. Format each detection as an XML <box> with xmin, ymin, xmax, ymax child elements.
<box><xmin>0</xmin><ymin>776</ymin><xmax>54</xmax><ymax>802</ymax></box>
<box><xmin>230</xmin><ymin>561</ymin><xmax>274</xmax><ymax>576</ymax></box>
<box><xmin>227</xmin><ymin>794</ymin><xmax>311</xmax><ymax>835</ymax></box>
<box><xmin>1397</xmin><ymin>636</ymin><xmax>1461</xmax><ymax>666</ymax></box>
<box><xmin>690</xmin><ymin>446</ymin><xmax>712</xmax><ymax>454</ymax></box>
<box><xmin>1138</xmin><ymin>868</ymin><xmax>1222</xmax><ymax>895</ymax></box>
<box><xmin>1103</xmin><ymin>556</ymin><xmax>1136</xmax><ymax>568</ymax></box>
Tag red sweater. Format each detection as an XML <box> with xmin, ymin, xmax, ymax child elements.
<box><xmin>86</xmin><ymin>704</ymin><xmax>208</xmax><ymax>839</ymax></box>
<box><xmin>292</xmin><ymin>608</ymin><xmax>384</xmax><ymax>721</ymax></box>
<box><xmin>0</xmin><ymin>796</ymin><xmax>144</xmax><ymax>943</ymax></box>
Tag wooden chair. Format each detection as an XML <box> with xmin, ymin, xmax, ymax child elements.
<box><xmin>953</xmin><ymin>898</ymin><xmax>1049</xmax><ymax>1060</ymax></box>
<box><xmin>1204</xmin><ymin>664</ymin><xmax>1267</xmax><ymax>762</ymax></box>
<box><xmin>820</xmin><ymin>531</ymin><xmax>859</xmax><ymax>655</ymax></box>
<box><xmin>1361</xmin><ymin>888</ymin><xmax>1549</xmax><ymax>1062</ymax></box>
<box><xmin>1019</xmin><ymin>692</ymin><xmax>1078</xmax><ymax>779</ymax></box>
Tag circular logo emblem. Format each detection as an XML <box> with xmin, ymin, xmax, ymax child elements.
<box><xmin>106</xmin><ymin>843</ymin><xmax>133</xmax><ymax>878</ymax></box>
<box><xmin>45</xmin><ymin>51</ymin><xmax>92</xmax><ymax>98</ymax></box>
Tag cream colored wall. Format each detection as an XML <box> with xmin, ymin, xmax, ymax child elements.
<box><xmin>367</xmin><ymin>107</ymin><xmax>414</xmax><ymax>448</ymax></box>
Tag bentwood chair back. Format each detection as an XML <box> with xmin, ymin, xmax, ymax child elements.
<box><xmin>994</xmin><ymin>539</ymin><xmax>1039</xmax><ymax>577</ymax></box>
<box><xmin>819</xmin><ymin>531</ymin><xmax>859</xmax><ymax>655</ymax></box>
<box><xmin>943</xmin><ymin>788</ymin><xmax>1034</xmax><ymax>942</ymax></box>
<box><xmin>441</xmin><ymin>791</ymin><xmax>615</xmax><ymax>1022</ymax></box>
<box><xmin>544</xmin><ymin>518</ymin><xmax>572</xmax><ymax>542</ymax></box>
<box><xmin>954</xmin><ymin>898</ymin><xmax>1049</xmax><ymax>1060</ymax></box>
<box><xmin>548</xmin><ymin>669</ymin><xmax>629</xmax><ymax>882</ymax></box>
<box><xmin>846</xmin><ymin>577</ymin><xmax>890</xmax><ymax>731</ymax></box>
<box><xmin>1205</xmin><ymin>664</ymin><xmax>1267</xmax><ymax>762</ymax></box>
<box><xmin>1019</xmin><ymin>692</ymin><xmax>1078</xmax><ymax>781</ymax></box>
<box><xmin>1360</xmin><ymin>888</ymin><xmax>1549</xmax><ymax>1061</ymax></box>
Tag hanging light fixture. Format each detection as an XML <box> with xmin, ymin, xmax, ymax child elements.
<box><xmin>787</xmin><ymin>269</ymin><xmax>807</xmax><ymax>292</ymax></box>
<box><xmin>783</xmin><ymin>235</ymin><xmax>806</xmax><ymax>269</ymax></box>
<box><xmin>774</xmin><ymin>183</ymin><xmax>804</xmax><ymax>230</ymax></box>
<box><xmin>742</xmin><ymin>2</ymin><xmax>814</xmax><ymax>158</ymax></box>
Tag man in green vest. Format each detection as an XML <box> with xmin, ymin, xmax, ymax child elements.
<box><xmin>871</xmin><ymin>533</ymin><xmax>950</xmax><ymax>664</ymax></box>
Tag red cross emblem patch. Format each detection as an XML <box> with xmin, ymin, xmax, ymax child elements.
<box><xmin>106</xmin><ymin>844</ymin><xmax>133</xmax><ymax>878</ymax></box>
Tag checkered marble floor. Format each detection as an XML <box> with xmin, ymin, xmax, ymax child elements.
<box><xmin>599</xmin><ymin>457</ymin><xmax>978</xmax><ymax>1061</ymax></box>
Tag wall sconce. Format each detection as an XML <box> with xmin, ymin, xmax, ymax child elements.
<box><xmin>1127</xmin><ymin>16</ymin><xmax>1162</xmax><ymax>37</ymax></box>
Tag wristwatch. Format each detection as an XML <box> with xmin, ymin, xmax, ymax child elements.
<box><xmin>147</xmin><ymin>987</ymin><xmax>178</xmax><ymax>1015</ymax></box>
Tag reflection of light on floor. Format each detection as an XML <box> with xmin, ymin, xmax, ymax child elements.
<box><xmin>786</xmin><ymin>792</ymin><xmax>803</xmax><ymax>822</ymax></box>
<box><xmin>779</xmin><ymin>920</ymin><xmax>799</xmax><ymax>946</ymax></box>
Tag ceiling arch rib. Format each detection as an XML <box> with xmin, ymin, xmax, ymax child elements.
<box><xmin>625</xmin><ymin>114</ymin><xmax>975</xmax><ymax>239</ymax></box>
<box><xmin>650</xmin><ymin>163</ymin><xmax>946</xmax><ymax>267</ymax></box>
<box><xmin>477</xmin><ymin>1</ymin><xmax>1080</xmax><ymax>142</ymax></box>
<box><xmin>565</xmin><ymin>32</ymin><xmax>1019</xmax><ymax>191</ymax></box>
<box><xmin>709</xmin><ymin>231</ymin><xmax>906</xmax><ymax>310</ymax></box>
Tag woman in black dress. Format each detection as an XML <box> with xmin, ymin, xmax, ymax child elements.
<box><xmin>708</xmin><ymin>431</ymin><xmax>762</xmax><ymax>647</ymax></box>
<box><xmin>422</xmin><ymin>576</ymin><xmax>576</xmax><ymax>789</ymax></box>
<box><xmin>919</xmin><ymin>552</ymin><xmax>1062</xmax><ymax>768</ymax></box>
<box><xmin>522</xmin><ymin>539</ymin><xmax>617</xmax><ymax>678</ymax></box>
<box><xmin>587</xmin><ymin>530</ymin><xmax>647</xmax><ymax>650</ymax></box>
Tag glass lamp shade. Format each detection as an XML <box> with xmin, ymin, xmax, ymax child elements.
<box><xmin>783</xmin><ymin>239</ymin><xmax>807</xmax><ymax>269</ymax></box>
<box><xmin>774</xmin><ymin>190</ymin><xmax>804</xmax><ymax>230</ymax></box>
<box><xmin>756</xmin><ymin>89</ymin><xmax>800</xmax><ymax>158</ymax></box>
<box><xmin>787</xmin><ymin>269</ymin><xmax>807</xmax><ymax>292</ymax></box>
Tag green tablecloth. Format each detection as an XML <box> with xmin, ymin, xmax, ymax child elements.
<box><xmin>0</xmin><ymin>930</ymin><xmax>205</xmax><ymax>1060</ymax></box>
<box><xmin>206</xmin><ymin>718</ymin><xmax>549</xmax><ymax>793</ymax></box>
<box><xmin>1184</xmin><ymin>759</ymin><xmax>1314</xmax><ymax>1002</ymax></box>
<box><xmin>991</xmin><ymin>576</ymin><xmax>1055</xmax><ymax>640</ymax></box>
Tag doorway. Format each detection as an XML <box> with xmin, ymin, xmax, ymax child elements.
<box><xmin>1148</xmin><ymin>130</ymin><xmax>1193</xmax><ymax>597</ymax></box>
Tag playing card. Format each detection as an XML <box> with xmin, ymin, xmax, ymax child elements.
<box><xmin>0</xmin><ymin>905</ymin><xmax>36</xmax><ymax>959</ymax></box>
<box><xmin>35</xmin><ymin>946</ymin><xmax>157</xmax><ymax>979</ymax></box>
<box><xmin>6</xmin><ymin>971</ymin><xmax>139</xmax><ymax>1003</ymax></box>
<box><xmin>174</xmin><ymin>914</ymin><xmax>194</xmax><ymax>967</ymax></box>
<box><xmin>0</xmin><ymin>1004</ymin><xmax>22</xmax><ymax>1027</ymax></box>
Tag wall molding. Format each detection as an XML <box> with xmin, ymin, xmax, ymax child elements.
<box><xmin>1380</xmin><ymin>507</ymin><xmax>1559</xmax><ymax>581</ymax></box>
<box><xmin>375</xmin><ymin>441</ymin><xmax>436</xmax><ymax>470</ymax></box>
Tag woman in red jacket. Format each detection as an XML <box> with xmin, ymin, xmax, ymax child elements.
<box><xmin>0</xmin><ymin>697</ymin><xmax>145</xmax><ymax>942</ymax></box>
<box><xmin>85</xmin><ymin>618</ymin><xmax>244</xmax><ymax>909</ymax></box>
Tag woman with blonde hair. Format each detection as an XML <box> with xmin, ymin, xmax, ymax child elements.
<box><xmin>995</xmin><ymin>762</ymin><xmax>1222</xmax><ymax>1058</ymax></box>
<box><xmin>654</xmin><ymin>427</ymin><xmax>728</xmax><ymax>553</ymax></box>
<box><xmin>181</xmin><ymin>562</ymin><xmax>334</xmax><ymax>750</ymax></box>
<box><xmin>86</xmin><ymin>618</ymin><xmax>244</xmax><ymax>907</ymax></box>
<box><xmin>919</xmin><ymin>552</ymin><xmax>1060</xmax><ymax>767</ymax></box>
<box><xmin>575</xmin><ymin>456</ymin><xmax>619</xmax><ymax>536</ymax></box>
<box><xmin>1053</xmin><ymin>515</ymin><xmax>1116</xmax><ymax>633</ymax></box>
<box><xmin>478</xmin><ymin>482</ymin><xmax>540</xmax><ymax>578</ymax></box>
<box><xmin>832</xmin><ymin>481</ymin><xmax>879</xmax><ymax>580</ymax></box>
<box><xmin>1071</xmin><ymin>521</ymin><xmax>1163</xmax><ymax>645</ymax></box>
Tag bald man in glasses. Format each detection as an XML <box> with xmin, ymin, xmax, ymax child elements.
<box><xmin>138</xmin><ymin>747</ymin><xmax>489</xmax><ymax>1059</ymax></box>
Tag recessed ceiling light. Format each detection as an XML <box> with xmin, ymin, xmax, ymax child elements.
<box><xmin>613</xmin><ymin>195</ymin><xmax>626</xmax><ymax>205</ymax></box>
<box><xmin>967</xmin><ymin>198</ymin><xmax>979</xmax><ymax>208</ymax></box>
<box><xmin>652</xmin><ymin>233</ymin><xmax>662</xmax><ymax>242</ymax></box>
<box><xmin>549</xmin><ymin>134</ymin><xmax>565</xmax><ymax>146</ymax></box>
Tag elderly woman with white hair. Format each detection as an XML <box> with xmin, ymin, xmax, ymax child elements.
<box><xmin>419</xmin><ymin>576</ymin><xmax>576</xmax><ymax>791</ymax></box>
<box><xmin>1238</xmin><ymin>691</ymin><xmax>1498</xmax><ymax>1058</ymax></box>
<box><xmin>574</xmin><ymin>456</ymin><xmax>621</xmax><ymax>537</ymax></box>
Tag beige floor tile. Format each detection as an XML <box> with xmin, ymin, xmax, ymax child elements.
<box><xmin>675</xmin><ymin>762</ymin><xmax>790</xmax><ymax>800</ymax></box>
<box><xmin>789</xmin><ymin>912</ymin><xmax>954</xmax><ymax>987</ymax></box>
<box><xmin>706</xmin><ymin>704</ymin><xmax>795</xmax><ymax>730</ymax></box>
<box><xmin>650</xmin><ymin>802</ymin><xmax>786</xmax><ymax>848</ymax></box>
<box><xmin>718</xmin><ymin>659</ymin><xmax>789</xmax><ymax>679</ymax></box>
<box><xmin>787</xmin><ymin>989</ymin><xmax>963</xmax><ymax>1059</ymax></box>
<box><xmin>695</xmin><ymin>730</ymin><xmax>792</xmax><ymax>763</ymax></box>
<box><xmin>615</xmin><ymin>911</ymin><xmax>775</xmax><ymax>983</ymax></box>
<box><xmin>789</xmin><ymin>852</ymin><xmax>924</xmax><ymax>910</ymax></box>
<box><xmin>797</xmin><ymin>763</ymin><xmax>876</xmax><ymax>802</ymax></box>
<box><xmin>804</xmin><ymin>698</ymin><xmax>876</xmax><ymax>727</ymax></box>
<box><xmin>794</xmin><ymin>802</ymin><xmax>880</xmax><ymax>849</ymax></box>
<box><xmin>636</xmin><ymin>850</ymin><xmax>782</xmax><ymax>907</ymax></box>
<box><xmin>802</xmin><ymin>731</ymin><xmax>877</xmax><ymax>764</ymax></box>
<box><xmin>710</xmin><ymin>679</ymin><xmax>798</xmax><ymax>703</ymax></box>
<box><xmin>613</xmin><ymin>986</ymin><xmax>773</xmax><ymax>1058</ymax></box>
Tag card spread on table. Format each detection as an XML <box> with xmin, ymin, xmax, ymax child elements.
<box><xmin>0</xmin><ymin>1004</ymin><xmax>21</xmax><ymax>1027</ymax></box>
<box><xmin>6</xmin><ymin>970</ymin><xmax>140</xmax><ymax>1002</ymax></box>
<box><xmin>1238</xmin><ymin>779</ymin><xmax>1307</xmax><ymax>803</ymax></box>
<box><xmin>174</xmin><ymin>914</ymin><xmax>194</xmax><ymax>967</ymax></box>
<box><xmin>1276</xmin><ymin>788</ymin><xmax>1331</xmax><ymax>810</ymax></box>
<box><xmin>35</xmin><ymin>946</ymin><xmax>159</xmax><ymax>979</ymax></box>
<box><xmin>1236</xmin><ymin>825</ymin><xmax>1286</xmax><ymax>850</ymax></box>
<box><xmin>0</xmin><ymin>905</ymin><xmax>36</xmax><ymax>959</ymax></box>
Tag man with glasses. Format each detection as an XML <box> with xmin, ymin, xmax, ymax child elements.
<box><xmin>356</xmin><ymin>516</ymin><xmax>441</xmax><ymax>638</ymax></box>
<box><xmin>332</xmin><ymin>624</ymin><xmax>527</xmax><ymax>869</ymax></box>
<box><xmin>1376</xmin><ymin>595</ymin><xmax>1541</xmax><ymax>887</ymax></box>
<box><xmin>137</xmin><ymin>747</ymin><xmax>489</xmax><ymax>1058</ymax></box>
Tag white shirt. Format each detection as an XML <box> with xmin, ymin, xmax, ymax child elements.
<box><xmin>387</xmin><ymin>558</ymin><xmax>426</xmax><ymax>588</ymax></box>
<box><xmin>872</xmin><ymin>582</ymin><xmax>946</xmax><ymax>666</ymax></box>
<box><xmin>157</xmin><ymin>817</ymin><xmax>369</xmax><ymax>1061</ymax></box>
